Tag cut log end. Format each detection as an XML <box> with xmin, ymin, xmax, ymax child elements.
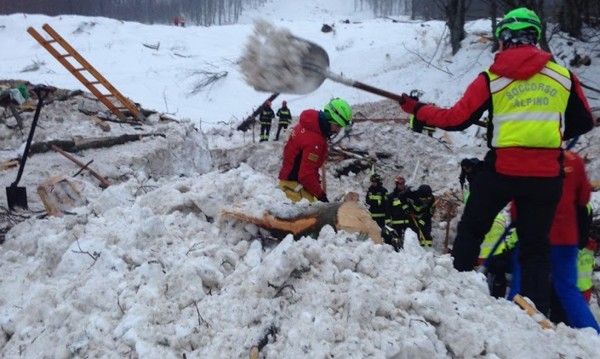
<box><xmin>221</xmin><ymin>198</ymin><xmax>382</xmax><ymax>244</ymax></box>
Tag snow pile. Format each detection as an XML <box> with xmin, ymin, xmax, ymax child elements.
<box><xmin>1</xmin><ymin>1</ymin><xmax>600</xmax><ymax>357</ymax></box>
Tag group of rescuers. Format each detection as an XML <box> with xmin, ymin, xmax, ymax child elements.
<box><xmin>258</xmin><ymin>100</ymin><xmax>292</xmax><ymax>142</ymax></box>
<box><xmin>272</xmin><ymin>7</ymin><xmax>598</xmax><ymax>332</ymax></box>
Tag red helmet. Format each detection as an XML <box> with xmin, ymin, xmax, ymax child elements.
<box><xmin>265</xmin><ymin>100</ymin><xmax>271</xmax><ymax>106</ymax></box>
<box><xmin>282</xmin><ymin>100</ymin><xmax>287</xmax><ymax>106</ymax></box>
<box><xmin>395</xmin><ymin>176</ymin><xmax>405</xmax><ymax>184</ymax></box>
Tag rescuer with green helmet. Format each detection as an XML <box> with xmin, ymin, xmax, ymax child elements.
<box><xmin>399</xmin><ymin>7</ymin><xmax>594</xmax><ymax>315</ymax></box>
<box><xmin>278</xmin><ymin>98</ymin><xmax>352</xmax><ymax>202</ymax></box>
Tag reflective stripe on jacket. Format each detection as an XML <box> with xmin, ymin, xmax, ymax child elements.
<box><xmin>259</xmin><ymin>107</ymin><xmax>275</xmax><ymax>124</ymax></box>
<box><xmin>277</xmin><ymin>107</ymin><xmax>292</xmax><ymax>124</ymax></box>
<box><xmin>366</xmin><ymin>186</ymin><xmax>388</xmax><ymax>217</ymax></box>
<box><xmin>478</xmin><ymin>214</ymin><xmax>507</xmax><ymax>260</ymax></box>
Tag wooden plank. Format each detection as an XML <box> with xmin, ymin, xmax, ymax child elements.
<box><xmin>90</xmin><ymin>115</ymin><xmax>111</xmax><ymax>132</ymax></box>
<box><xmin>513</xmin><ymin>294</ymin><xmax>555</xmax><ymax>330</ymax></box>
<box><xmin>0</xmin><ymin>160</ymin><xmax>19</xmax><ymax>171</ymax></box>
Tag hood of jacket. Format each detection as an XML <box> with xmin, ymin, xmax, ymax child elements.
<box><xmin>489</xmin><ymin>45</ymin><xmax>552</xmax><ymax>80</ymax></box>
<box><xmin>298</xmin><ymin>109</ymin><xmax>325</xmax><ymax>137</ymax></box>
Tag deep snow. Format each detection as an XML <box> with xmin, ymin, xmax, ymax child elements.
<box><xmin>1</xmin><ymin>0</ymin><xmax>600</xmax><ymax>358</ymax></box>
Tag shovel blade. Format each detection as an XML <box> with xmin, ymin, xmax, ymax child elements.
<box><xmin>253</xmin><ymin>38</ymin><xmax>330</xmax><ymax>95</ymax></box>
<box><xmin>240</xmin><ymin>24</ymin><xmax>331</xmax><ymax>95</ymax></box>
<box><xmin>6</xmin><ymin>186</ymin><xmax>28</xmax><ymax>210</ymax></box>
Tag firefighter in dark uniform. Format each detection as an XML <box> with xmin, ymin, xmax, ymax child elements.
<box><xmin>386</xmin><ymin>175</ymin><xmax>412</xmax><ymax>250</ymax></box>
<box><xmin>259</xmin><ymin>100</ymin><xmax>275</xmax><ymax>142</ymax></box>
<box><xmin>409</xmin><ymin>184</ymin><xmax>436</xmax><ymax>247</ymax></box>
<box><xmin>365</xmin><ymin>173</ymin><xmax>388</xmax><ymax>229</ymax></box>
<box><xmin>275</xmin><ymin>100</ymin><xmax>292</xmax><ymax>141</ymax></box>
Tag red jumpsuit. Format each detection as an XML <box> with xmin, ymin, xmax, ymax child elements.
<box><xmin>278</xmin><ymin>109</ymin><xmax>327</xmax><ymax>200</ymax></box>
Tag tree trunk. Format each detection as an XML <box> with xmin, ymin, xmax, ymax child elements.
<box><xmin>490</xmin><ymin>0</ymin><xmax>500</xmax><ymax>52</ymax></box>
<box><xmin>560</xmin><ymin>0</ymin><xmax>585</xmax><ymax>39</ymax></box>
<box><xmin>221</xmin><ymin>199</ymin><xmax>383</xmax><ymax>244</ymax></box>
<box><xmin>447</xmin><ymin>0</ymin><xmax>467</xmax><ymax>55</ymax></box>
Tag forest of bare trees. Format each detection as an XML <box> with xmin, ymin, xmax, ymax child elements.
<box><xmin>0</xmin><ymin>0</ymin><xmax>268</xmax><ymax>26</ymax></box>
<box><xmin>1</xmin><ymin>0</ymin><xmax>598</xmax><ymax>55</ymax></box>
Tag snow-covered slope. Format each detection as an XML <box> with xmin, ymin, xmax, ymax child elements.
<box><xmin>1</xmin><ymin>1</ymin><xmax>600</xmax><ymax>358</ymax></box>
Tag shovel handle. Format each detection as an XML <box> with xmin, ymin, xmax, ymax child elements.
<box><xmin>322</xmin><ymin>69</ymin><xmax>405</xmax><ymax>103</ymax></box>
<box><xmin>352</xmin><ymin>81</ymin><xmax>405</xmax><ymax>103</ymax></box>
<box><xmin>11</xmin><ymin>87</ymin><xmax>50</xmax><ymax>187</ymax></box>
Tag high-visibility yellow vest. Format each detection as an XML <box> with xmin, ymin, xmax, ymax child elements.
<box><xmin>577</xmin><ymin>247</ymin><xmax>595</xmax><ymax>292</ymax></box>
<box><xmin>485</xmin><ymin>61</ymin><xmax>571</xmax><ymax>149</ymax></box>
<box><xmin>479</xmin><ymin>214</ymin><xmax>507</xmax><ymax>259</ymax></box>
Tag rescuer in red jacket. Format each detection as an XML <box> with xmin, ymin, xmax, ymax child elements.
<box><xmin>399</xmin><ymin>7</ymin><xmax>595</xmax><ymax>315</ymax></box>
<box><xmin>547</xmin><ymin>151</ymin><xmax>599</xmax><ymax>332</ymax></box>
<box><xmin>278</xmin><ymin>98</ymin><xmax>352</xmax><ymax>202</ymax></box>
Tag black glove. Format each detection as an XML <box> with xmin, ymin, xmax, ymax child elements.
<box><xmin>576</xmin><ymin>204</ymin><xmax>592</xmax><ymax>249</ymax></box>
<box><xmin>318</xmin><ymin>195</ymin><xmax>329</xmax><ymax>203</ymax></box>
<box><xmin>409</xmin><ymin>116</ymin><xmax>425</xmax><ymax>133</ymax></box>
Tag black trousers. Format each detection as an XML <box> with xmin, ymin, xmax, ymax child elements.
<box><xmin>486</xmin><ymin>251</ymin><xmax>511</xmax><ymax>298</ymax></box>
<box><xmin>260</xmin><ymin>123</ymin><xmax>271</xmax><ymax>142</ymax></box>
<box><xmin>452</xmin><ymin>167</ymin><xmax>562</xmax><ymax>314</ymax></box>
<box><xmin>275</xmin><ymin>123</ymin><xmax>289</xmax><ymax>141</ymax></box>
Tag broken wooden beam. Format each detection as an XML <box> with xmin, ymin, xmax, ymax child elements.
<box><xmin>0</xmin><ymin>159</ymin><xmax>19</xmax><ymax>171</ymax></box>
<box><xmin>90</xmin><ymin>115</ymin><xmax>111</xmax><ymax>132</ymax></box>
<box><xmin>513</xmin><ymin>294</ymin><xmax>555</xmax><ymax>330</ymax></box>
<box><xmin>51</xmin><ymin>145</ymin><xmax>111</xmax><ymax>188</ymax></box>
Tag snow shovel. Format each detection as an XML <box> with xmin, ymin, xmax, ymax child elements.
<box><xmin>240</xmin><ymin>20</ymin><xmax>406</xmax><ymax>103</ymax></box>
<box><xmin>6</xmin><ymin>86</ymin><xmax>50</xmax><ymax>210</ymax></box>
<box><xmin>239</xmin><ymin>21</ymin><xmax>487</xmax><ymax>127</ymax></box>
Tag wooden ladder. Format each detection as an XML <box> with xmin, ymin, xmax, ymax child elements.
<box><xmin>27</xmin><ymin>23</ymin><xmax>144</xmax><ymax>122</ymax></box>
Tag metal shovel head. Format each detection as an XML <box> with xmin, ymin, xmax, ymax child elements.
<box><xmin>239</xmin><ymin>20</ymin><xmax>330</xmax><ymax>95</ymax></box>
<box><xmin>6</xmin><ymin>185</ymin><xmax>28</xmax><ymax>210</ymax></box>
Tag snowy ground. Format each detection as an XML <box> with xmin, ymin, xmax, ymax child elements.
<box><xmin>1</xmin><ymin>1</ymin><xmax>600</xmax><ymax>358</ymax></box>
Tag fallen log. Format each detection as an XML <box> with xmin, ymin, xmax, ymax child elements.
<box><xmin>221</xmin><ymin>198</ymin><xmax>382</xmax><ymax>244</ymax></box>
<box><xmin>28</xmin><ymin>133</ymin><xmax>165</xmax><ymax>155</ymax></box>
<box><xmin>331</xmin><ymin>146</ymin><xmax>392</xmax><ymax>160</ymax></box>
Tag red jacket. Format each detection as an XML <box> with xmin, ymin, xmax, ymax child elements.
<box><xmin>415</xmin><ymin>46</ymin><xmax>594</xmax><ymax>177</ymax></box>
<box><xmin>278</xmin><ymin>109</ymin><xmax>327</xmax><ymax>198</ymax></box>
<box><xmin>549</xmin><ymin>151</ymin><xmax>591</xmax><ymax>245</ymax></box>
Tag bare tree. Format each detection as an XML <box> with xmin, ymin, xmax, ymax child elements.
<box><xmin>558</xmin><ymin>0</ymin><xmax>589</xmax><ymax>39</ymax></box>
<box><xmin>434</xmin><ymin>0</ymin><xmax>467</xmax><ymax>55</ymax></box>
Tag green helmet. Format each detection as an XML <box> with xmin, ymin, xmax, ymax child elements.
<box><xmin>495</xmin><ymin>7</ymin><xmax>542</xmax><ymax>40</ymax></box>
<box><xmin>324</xmin><ymin>98</ymin><xmax>352</xmax><ymax>128</ymax></box>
